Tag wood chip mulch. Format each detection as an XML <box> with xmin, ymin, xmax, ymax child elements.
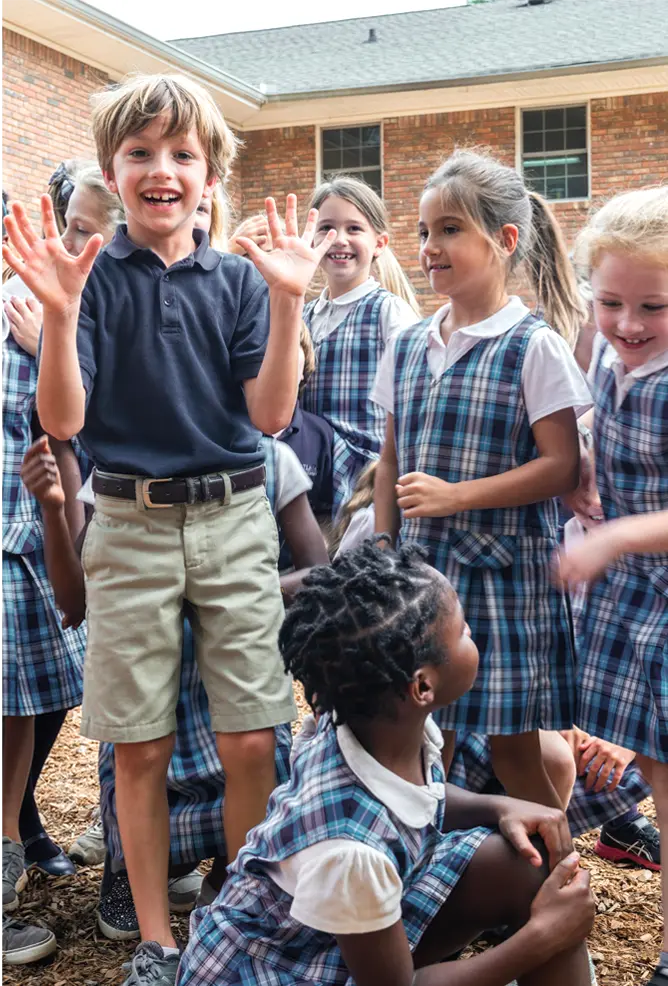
<box><xmin>5</xmin><ymin>697</ymin><xmax>661</xmax><ymax>986</ymax></box>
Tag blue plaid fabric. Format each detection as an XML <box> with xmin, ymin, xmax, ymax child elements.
<box><xmin>99</xmin><ymin>448</ymin><xmax>288</xmax><ymax>864</ymax></box>
<box><xmin>2</xmin><ymin>336</ymin><xmax>41</xmax><ymax>554</ymax></box>
<box><xmin>178</xmin><ymin>715</ymin><xmax>490</xmax><ymax>986</ymax></box>
<box><xmin>3</xmin><ymin>549</ymin><xmax>86</xmax><ymax>716</ymax></box>
<box><xmin>302</xmin><ymin>288</ymin><xmax>390</xmax><ymax>515</ymax></box>
<box><xmin>393</xmin><ymin>318</ymin><xmax>574</xmax><ymax>733</ymax></box>
<box><xmin>575</xmin><ymin>342</ymin><xmax>668</xmax><ymax>760</ymax></box>
<box><xmin>449</xmin><ymin>732</ymin><xmax>651</xmax><ymax>838</ymax></box>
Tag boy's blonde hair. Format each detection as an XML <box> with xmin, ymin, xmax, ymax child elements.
<box><xmin>575</xmin><ymin>185</ymin><xmax>668</xmax><ymax>274</ymax></box>
<box><xmin>91</xmin><ymin>73</ymin><xmax>239</xmax><ymax>183</ymax></box>
<box><xmin>74</xmin><ymin>164</ymin><xmax>126</xmax><ymax>232</ymax></box>
<box><xmin>424</xmin><ymin>148</ymin><xmax>586</xmax><ymax>347</ymax></box>
<box><xmin>310</xmin><ymin>176</ymin><xmax>422</xmax><ymax>319</ymax></box>
<box><xmin>328</xmin><ymin>460</ymin><xmax>378</xmax><ymax>557</ymax></box>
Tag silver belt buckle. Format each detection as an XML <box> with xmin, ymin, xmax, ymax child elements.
<box><xmin>140</xmin><ymin>477</ymin><xmax>174</xmax><ymax>509</ymax></box>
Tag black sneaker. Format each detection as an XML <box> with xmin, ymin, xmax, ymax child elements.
<box><xmin>647</xmin><ymin>964</ymin><xmax>668</xmax><ymax>985</ymax></box>
<box><xmin>595</xmin><ymin>815</ymin><xmax>660</xmax><ymax>872</ymax></box>
<box><xmin>97</xmin><ymin>867</ymin><xmax>139</xmax><ymax>941</ymax></box>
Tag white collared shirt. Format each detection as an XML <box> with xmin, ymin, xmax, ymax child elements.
<box><xmin>266</xmin><ymin>716</ymin><xmax>444</xmax><ymax>935</ymax></box>
<box><xmin>371</xmin><ymin>296</ymin><xmax>591</xmax><ymax>425</ymax></box>
<box><xmin>309</xmin><ymin>277</ymin><xmax>418</xmax><ymax>346</ymax></box>
<box><xmin>588</xmin><ymin>332</ymin><xmax>668</xmax><ymax>411</ymax></box>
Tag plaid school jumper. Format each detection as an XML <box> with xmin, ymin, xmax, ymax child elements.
<box><xmin>2</xmin><ymin>335</ymin><xmax>86</xmax><ymax>716</ymax></box>
<box><xmin>178</xmin><ymin>715</ymin><xmax>490</xmax><ymax>986</ymax></box>
<box><xmin>302</xmin><ymin>288</ymin><xmax>391</xmax><ymax>516</ymax></box>
<box><xmin>393</xmin><ymin>316</ymin><xmax>575</xmax><ymax>734</ymax></box>
<box><xmin>575</xmin><ymin>343</ymin><xmax>668</xmax><ymax>761</ymax></box>
<box><xmin>98</xmin><ymin>438</ymin><xmax>291</xmax><ymax>864</ymax></box>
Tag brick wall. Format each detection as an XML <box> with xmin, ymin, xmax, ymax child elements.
<box><xmin>234</xmin><ymin>125</ymin><xmax>317</xmax><ymax>220</ymax></box>
<box><xmin>2</xmin><ymin>29</ymin><xmax>111</xmax><ymax>222</ymax></box>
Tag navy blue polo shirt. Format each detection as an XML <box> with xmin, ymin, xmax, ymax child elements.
<box><xmin>76</xmin><ymin>225</ymin><xmax>269</xmax><ymax>477</ymax></box>
<box><xmin>278</xmin><ymin>404</ymin><xmax>334</xmax><ymax>521</ymax></box>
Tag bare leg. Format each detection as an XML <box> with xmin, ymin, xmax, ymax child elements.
<box><xmin>539</xmin><ymin>731</ymin><xmax>576</xmax><ymax>810</ymax></box>
<box><xmin>115</xmin><ymin>735</ymin><xmax>175</xmax><ymax>947</ymax></box>
<box><xmin>216</xmin><ymin>729</ymin><xmax>276</xmax><ymax>861</ymax></box>
<box><xmin>637</xmin><ymin>755</ymin><xmax>667</xmax><ymax>950</ymax></box>
<box><xmin>490</xmin><ymin>731</ymin><xmax>562</xmax><ymax>808</ymax></box>
<box><xmin>414</xmin><ymin>833</ymin><xmax>590</xmax><ymax>986</ymax></box>
<box><xmin>3</xmin><ymin>715</ymin><xmax>35</xmax><ymax>841</ymax></box>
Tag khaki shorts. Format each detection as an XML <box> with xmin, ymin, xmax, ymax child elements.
<box><xmin>80</xmin><ymin>484</ymin><xmax>296</xmax><ymax>743</ymax></box>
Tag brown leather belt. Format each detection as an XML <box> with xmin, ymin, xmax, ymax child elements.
<box><xmin>92</xmin><ymin>466</ymin><xmax>266</xmax><ymax>509</ymax></box>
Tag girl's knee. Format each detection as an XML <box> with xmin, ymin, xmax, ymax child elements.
<box><xmin>216</xmin><ymin>728</ymin><xmax>275</xmax><ymax>773</ymax></box>
<box><xmin>539</xmin><ymin>732</ymin><xmax>576</xmax><ymax>808</ymax></box>
<box><xmin>489</xmin><ymin>732</ymin><xmax>541</xmax><ymax>769</ymax></box>
<box><xmin>475</xmin><ymin>833</ymin><xmax>549</xmax><ymax>926</ymax></box>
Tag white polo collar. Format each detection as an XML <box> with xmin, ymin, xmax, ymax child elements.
<box><xmin>336</xmin><ymin>716</ymin><xmax>445</xmax><ymax>829</ymax></box>
<box><xmin>426</xmin><ymin>296</ymin><xmax>531</xmax><ymax>350</ymax></box>
<box><xmin>313</xmin><ymin>277</ymin><xmax>379</xmax><ymax>315</ymax></box>
<box><xmin>600</xmin><ymin>336</ymin><xmax>668</xmax><ymax>382</ymax></box>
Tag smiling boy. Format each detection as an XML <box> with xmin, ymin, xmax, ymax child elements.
<box><xmin>3</xmin><ymin>73</ymin><xmax>335</xmax><ymax>985</ymax></box>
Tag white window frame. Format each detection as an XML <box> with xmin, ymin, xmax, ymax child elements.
<box><xmin>316</xmin><ymin>121</ymin><xmax>384</xmax><ymax>196</ymax></box>
<box><xmin>515</xmin><ymin>101</ymin><xmax>591</xmax><ymax>204</ymax></box>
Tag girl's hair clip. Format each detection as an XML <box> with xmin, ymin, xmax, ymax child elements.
<box><xmin>48</xmin><ymin>163</ymin><xmax>75</xmax><ymax>205</ymax></box>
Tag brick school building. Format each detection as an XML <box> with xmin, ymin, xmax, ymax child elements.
<box><xmin>3</xmin><ymin>0</ymin><xmax>667</xmax><ymax>311</ymax></box>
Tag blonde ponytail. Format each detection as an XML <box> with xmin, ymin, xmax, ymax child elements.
<box><xmin>375</xmin><ymin>248</ymin><xmax>422</xmax><ymax>318</ymax></box>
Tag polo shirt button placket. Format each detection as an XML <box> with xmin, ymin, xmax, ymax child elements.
<box><xmin>160</xmin><ymin>275</ymin><xmax>180</xmax><ymax>332</ymax></box>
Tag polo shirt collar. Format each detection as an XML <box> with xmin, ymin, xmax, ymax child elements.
<box><xmin>336</xmin><ymin>715</ymin><xmax>445</xmax><ymax>829</ymax></box>
<box><xmin>106</xmin><ymin>225</ymin><xmax>220</xmax><ymax>270</ymax></box>
<box><xmin>313</xmin><ymin>277</ymin><xmax>379</xmax><ymax>315</ymax></box>
<box><xmin>426</xmin><ymin>295</ymin><xmax>530</xmax><ymax>351</ymax></box>
<box><xmin>600</xmin><ymin>336</ymin><xmax>668</xmax><ymax>382</ymax></box>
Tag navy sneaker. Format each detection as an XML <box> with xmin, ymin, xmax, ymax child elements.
<box><xmin>595</xmin><ymin>815</ymin><xmax>660</xmax><ymax>872</ymax></box>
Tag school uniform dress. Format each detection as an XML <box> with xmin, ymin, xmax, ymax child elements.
<box><xmin>575</xmin><ymin>337</ymin><xmax>668</xmax><ymax>761</ymax></box>
<box><xmin>371</xmin><ymin>298</ymin><xmax>591</xmax><ymax>734</ymax></box>
<box><xmin>90</xmin><ymin>436</ymin><xmax>299</xmax><ymax>864</ymax></box>
<box><xmin>177</xmin><ymin>714</ymin><xmax>490</xmax><ymax>986</ymax></box>
<box><xmin>2</xmin><ymin>333</ymin><xmax>86</xmax><ymax>717</ymax></box>
<box><xmin>449</xmin><ymin>731</ymin><xmax>651</xmax><ymax>839</ymax></box>
<box><xmin>302</xmin><ymin>278</ymin><xmax>417</xmax><ymax>516</ymax></box>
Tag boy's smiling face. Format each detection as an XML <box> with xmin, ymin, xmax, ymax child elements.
<box><xmin>105</xmin><ymin>111</ymin><xmax>215</xmax><ymax>251</ymax></box>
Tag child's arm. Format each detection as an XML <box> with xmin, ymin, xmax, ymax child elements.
<box><xmin>278</xmin><ymin>492</ymin><xmax>330</xmax><ymax>604</ymax></box>
<box><xmin>240</xmin><ymin>196</ymin><xmax>336</xmax><ymax>435</ymax></box>
<box><xmin>396</xmin><ymin>408</ymin><xmax>579</xmax><ymax>519</ymax></box>
<box><xmin>20</xmin><ymin>436</ymin><xmax>87</xmax><ymax>627</ymax></box>
<box><xmin>557</xmin><ymin>509</ymin><xmax>668</xmax><ymax>586</ymax></box>
<box><xmin>374</xmin><ymin>414</ymin><xmax>401</xmax><ymax>545</ymax></box>
<box><xmin>337</xmin><ymin>854</ymin><xmax>593</xmax><ymax>986</ymax></box>
<box><xmin>2</xmin><ymin>197</ymin><xmax>102</xmax><ymax>440</ymax></box>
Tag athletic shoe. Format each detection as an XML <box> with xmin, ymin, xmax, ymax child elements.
<box><xmin>2</xmin><ymin>838</ymin><xmax>27</xmax><ymax>912</ymax></box>
<box><xmin>167</xmin><ymin>870</ymin><xmax>203</xmax><ymax>913</ymax></box>
<box><xmin>646</xmin><ymin>963</ymin><xmax>668</xmax><ymax>985</ymax></box>
<box><xmin>3</xmin><ymin>915</ymin><xmax>57</xmax><ymax>965</ymax></box>
<box><xmin>194</xmin><ymin>874</ymin><xmax>218</xmax><ymax>909</ymax></box>
<box><xmin>68</xmin><ymin>813</ymin><xmax>106</xmax><ymax>866</ymax></box>
<box><xmin>98</xmin><ymin>867</ymin><xmax>203</xmax><ymax>940</ymax></box>
<box><xmin>595</xmin><ymin>815</ymin><xmax>660</xmax><ymax>872</ymax></box>
<box><xmin>121</xmin><ymin>941</ymin><xmax>179</xmax><ymax>986</ymax></box>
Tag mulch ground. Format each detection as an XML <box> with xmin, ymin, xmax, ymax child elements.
<box><xmin>5</xmin><ymin>702</ymin><xmax>662</xmax><ymax>986</ymax></box>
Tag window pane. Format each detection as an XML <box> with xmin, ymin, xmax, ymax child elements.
<box><xmin>546</xmin><ymin>177</ymin><xmax>567</xmax><ymax>200</ymax></box>
<box><xmin>566</xmin><ymin>105</ymin><xmax>586</xmax><ymax>128</ymax></box>
<box><xmin>545</xmin><ymin>108</ymin><xmax>564</xmax><ymax>130</ymax></box>
<box><xmin>362</xmin><ymin>125</ymin><xmax>380</xmax><ymax>146</ymax></box>
<box><xmin>568</xmin><ymin>174</ymin><xmax>588</xmax><ymax>199</ymax></box>
<box><xmin>322</xmin><ymin>148</ymin><xmax>341</xmax><ymax>171</ymax></box>
<box><xmin>364</xmin><ymin>169</ymin><xmax>382</xmax><ymax>194</ymax></box>
<box><xmin>341</xmin><ymin>128</ymin><xmax>361</xmax><ymax>147</ymax></box>
<box><xmin>322</xmin><ymin>130</ymin><xmax>341</xmax><ymax>150</ymax></box>
<box><xmin>545</xmin><ymin>161</ymin><xmax>566</xmax><ymax>179</ymax></box>
<box><xmin>545</xmin><ymin>129</ymin><xmax>565</xmax><ymax>152</ymax></box>
<box><xmin>523</xmin><ymin>131</ymin><xmax>543</xmax><ymax>153</ymax></box>
<box><xmin>523</xmin><ymin>166</ymin><xmax>545</xmax><ymax>195</ymax></box>
<box><xmin>523</xmin><ymin>110</ymin><xmax>543</xmax><ymax>132</ymax></box>
<box><xmin>341</xmin><ymin>147</ymin><xmax>360</xmax><ymax>169</ymax></box>
<box><xmin>361</xmin><ymin>145</ymin><xmax>380</xmax><ymax>167</ymax></box>
<box><xmin>566</xmin><ymin>128</ymin><xmax>587</xmax><ymax>150</ymax></box>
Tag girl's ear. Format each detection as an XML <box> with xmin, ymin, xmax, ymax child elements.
<box><xmin>205</xmin><ymin>174</ymin><xmax>219</xmax><ymax>192</ymax></box>
<box><xmin>103</xmin><ymin>171</ymin><xmax>118</xmax><ymax>195</ymax></box>
<box><xmin>373</xmin><ymin>230</ymin><xmax>390</xmax><ymax>259</ymax></box>
<box><xmin>500</xmin><ymin>223</ymin><xmax>519</xmax><ymax>257</ymax></box>
<box><xmin>409</xmin><ymin>668</ymin><xmax>436</xmax><ymax>709</ymax></box>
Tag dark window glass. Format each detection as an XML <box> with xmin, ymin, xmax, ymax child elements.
<box><xmin>321</xmin><ymin>126</ymin><xmax>382</xmax><ymax>195</ymax></box>
<box><xmin>522</xmin><ymin>107</ymin><xmax>588</xmax><ymax>200</ymax></box>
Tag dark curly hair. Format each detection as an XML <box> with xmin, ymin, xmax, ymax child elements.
<box><xmin>279</xmin><ymin>539</ymin><xmax>455</xmax><ymax>726</ymax></box>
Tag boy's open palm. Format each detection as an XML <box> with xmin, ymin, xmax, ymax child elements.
<box><xmin>2</xmin><ymin>196</ymin><xmax>102</xmax><ymax>314</ymax></box>
<box><xmin>236</xmin><ymin>194</ymin><xmax>336</xmax><ymax>296</ymax></box>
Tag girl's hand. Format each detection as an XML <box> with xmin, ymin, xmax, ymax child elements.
<box><xmin>20</xmin><ymin>435</ymin><xmax>65</xmax><ymax>511</ymax></box>
<box><xmin>2</xmin><ymin>196</ymin><xmax>102</xmax><ymax>315</ymax></box>
<box><xmin>576</xmin><ymin>735</ymin><xmax>635</xmax><ymax>793</ymax></box>
<box><xmin>228</xmin><ymin>214</ymin><xmax>270</xmax><ymax>256</ymax></box>
<box><xmin>555</xmin><ymin>523</ymin><xmax>621</xmax><ymax>587</ymax></box>
<box><xmin>529</xmin><ymin>853</ymin><xmax>595</xmax><ymax>957</ymax></box>
<box><xmin>236</xmin><ymin>195</ymin><xmax>336</xmax><ymax>296</ymax></box>
<box><xmin>395</xmin><ymin>472</ymin><xmax>462</xmax><ymax>518</ymax></box>
<box><xmin>4</xmin><ymin>295</ymin><xmax>42</xmax><ymax>356</ymax></box>
<box><xmin>496</xmin><ymin>800</ymin><xmax>572</xmax><ymax>871</ymax></box>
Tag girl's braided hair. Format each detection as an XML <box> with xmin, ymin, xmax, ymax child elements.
<box><xmin>280</xmin><ymin>539</ymin><xmax>454</xmax><ymax>726</ymax></box>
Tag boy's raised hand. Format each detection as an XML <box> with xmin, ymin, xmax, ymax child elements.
<box><xmin>20</xmin><ymin>435</ymin><xmax>65</xmax><ymax>511</ymax></box>
<box><xmin>2</xmin><ymin>195</ymin><xmax>103</xmax><ymax>314</ymax></box>
<box><xmin>236</xmin><ymin>195</ymin><xmax>336</xmax><ymax>296</ymax></box>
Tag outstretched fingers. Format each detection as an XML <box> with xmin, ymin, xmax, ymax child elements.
<box><xmin>283</xmin><ymin>193</ymin><xmax>298</xmax><ymax>238</ymax></box>
<box><xmin>265</xmin><ymin>197</ymin><xmax>284</xmax><ymax>247</ymax></box>
<box><xmin>12</xmin><ymin>201</ymin><xmax>39</xmax><ymax>247</ymax></box>
<box><xmin>313</xmin><ymin>227</ymin><xmax>337</xmax><ymax>261</ymax></box>
<box><xmin>40</xmin><ymin>194</ymin><xmax>61</xmax><ymax>241</ymax></box>
<box><xmin>4</xmin><ymin>213</ymin><xmax>33</xmax><ymax>263</ymax></box>
<box><xmin>300</xmin><ymin>207</ymin><xmax>319</xmax><ymax>245</ymax></box>
<box><xmin>76</xmin><ymin>234</ymin><xmax>104</xmax><ymax>277</ymax></box>
<box><xmin>2</xmin><ymin>243</ymin><xmax>25</xmax><ymax>274</ymax></box>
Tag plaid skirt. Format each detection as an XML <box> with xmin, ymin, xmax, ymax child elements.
<box><xmin>575</xmin><ymin>562</ymin><xmax>668</xmax><ymax>762</ymax></box>
<box><xmin>449</xmin><ymin>731</ymin><xmax>651</xmax><ymax>838</ymax></box>
<box><xmin>331</xmin><ymin>433</ymin><xmax>377</xmax><ymax>520</ymax></box>
<box><xmin>2</xmin><ymin>548</ymin><xmax>85</xmax><ymax>716</ymax></box>
<box><xmin>424</xmin><ymin>534</ymin><xmax>575</xmax><ymax>733</ymax></box>
<box><xmin>100</xmin><ymin>617</ymin><xmax>293</xmax><ymax>865</ymax></box>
